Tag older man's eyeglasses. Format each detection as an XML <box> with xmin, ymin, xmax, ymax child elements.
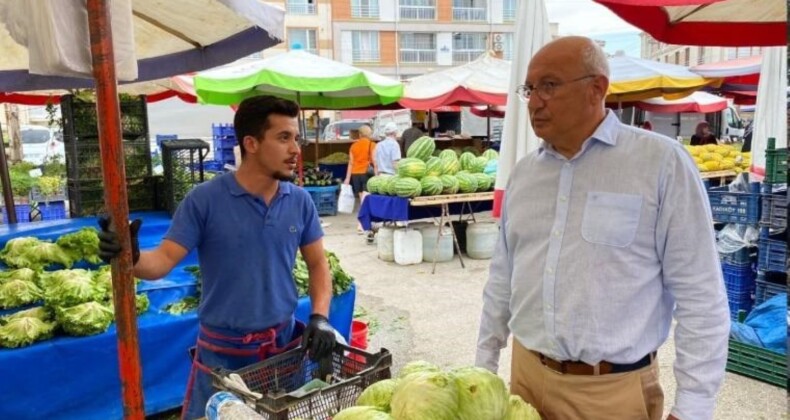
<box><xmin>515</xmin><ymin>75</ymin><xmax>596</xmax><ymax>102</ymax></box>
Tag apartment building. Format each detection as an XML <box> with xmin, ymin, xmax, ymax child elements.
<box><xmin>640</xmin><ymin>33</ymin><xmax>764</xmax><ymax>66</ymax></box>
<box><xmin>259</xmin><ymin>0</ymin><xmax>335</xmax><ymax>58</ymax></box>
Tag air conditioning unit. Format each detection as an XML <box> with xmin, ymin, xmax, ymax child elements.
<box><xmin>492</xmin><ymin>33</ymin><xmax>504</xmax><ymax>52</ymax></box>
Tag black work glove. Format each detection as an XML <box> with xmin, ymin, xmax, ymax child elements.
<box><xmin>98</xmin><ymin>216</ymin><xmax>142</xmax><ymax>265</ymax></box>
<box><xmin>302</xmin><ymin>314</ymin><xmax>336</xmax><ymax>361</ymax></box>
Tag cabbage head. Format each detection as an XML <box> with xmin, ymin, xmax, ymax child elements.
<box><xmin>451</xmin><ymin>366</ymin><xmax>509</xmax><ymax>420</ymax></box>
<box><xmin>0</xmin><ymin>279</ymin><xmax>43</xmax><ymax>309</ymax></box>
<box><xmin>56</xmin><ymin>228</ymin><xmax>102</xmax><ymax>265</ymax></box>
<box><xmin>333</xmin><ymin>406</ymin><xmax>393</xmax><ymax>420</ymax></box>
<box><xmin>1</xmin><ymin>306</ymin><xmax>52</xmax><ymax>325</ymax></box>
<box><xmin>397</xmin><ymin>360</ymin><xmax>441</xmax><ymax>379</ymax></box>
<box><xmin>504</xmin><ymin>395</ymin><xmax>541</xmax><ymax>420</ymax></box>
<box><xmin>56</xmin><ymin>301</ymin><xmax>114</xmax><ymax>336</ymax></box>
<box><xmin>0</xmin><ymin>316</ymin><xmax>56</xmax><ymax>348</ymax></box>
<box><xmin>43</xmin><ymin>269</ymin><xmax>103</xmax><ymax>307</ymax></box>
<box><xmin>390</xmin><ymin>371</ymin><xmax>459</xmax><ymax>420</ymax></box>
<box><xmin>356</xmin><ymin>379</ymin><xmax>397</xmax><ymax>412</ymax></box>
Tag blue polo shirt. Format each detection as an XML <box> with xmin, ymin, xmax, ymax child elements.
<box><xmin>165</xmin><ymin>173</ymin><xmax>323</xmax><ymax>334</ymax></box>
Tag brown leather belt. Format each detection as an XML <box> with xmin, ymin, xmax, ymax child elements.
<box><xmin>531</xmin><ymin>350</ymin><xmax>656</xmax><ymax>375</ymax></box>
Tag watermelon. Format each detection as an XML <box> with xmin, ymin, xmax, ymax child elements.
<box><xmin>425</xmin><ymin>157</ymin><xmax>443</xmax><ymax>177</ymax></box>
<box><xmin>406</xmin><ymin>136</ymin><xmax>436</xmax><ymax>161</ymax></box>
<box><xmin>462</xmin><ymin>146</ymin><xmax>479</xmax><ymax>156</ymax></box>
<box><xmin>468</xmin><ymin>156</ymin><xmax>488</xmax><ymax>173</ymax></box>
<box><xmin>391</xmin><ymin>177</ymin><xmax>422</xmax><ymax>198</ymax></box>
<box><xmin>420</xmin><ymin>176</ymin><xmax>444</xmax><ymax>196</ymax></box>
<box><xmin>380</xmin><ymin>175</ymin><xmax>398</xmax><ymax>195</ymax></box>
<box><xmin>472</xmin><ymin>173</ymin><xmax>492</xmax><ymax>191</ymax></box>
<box><xmin>484</xmin><ymin>159</ymin><xmax>498</xmax><ymax>175</ymax></box>
<box><xmin>440</xmin><ymin>175</ymin><xmax>460</xmax><ymax>195</ymax></box>
<box><xmin>439</xmin><ymin>149</ymin><xmax>458</xmax><ymax>161</ymax></box>
<box><xmin>456</xmin><ymin>172</ymin><xmax>478</xmax><ymax>193</ymax></box>
<box><xmin>397</xmin><ymin>158</ymin><xmax>427</xmax><ymax>179</ymax></box>
<box><xmin>450</xmin><ymin>147</ymin><xmax>464</xmax><ymax>157</ymax></box>
<box><xmin>367</xmin><ymin>175</ymin><xmax>391</xmax><ymax>195</ymax></box>
<box><xmin>440</xmin><ymin>159</ymin><xmax>460</xmax><ymax>175</ymax></box>
<box><xmin>482</xmin><ymin>149</ymin><xmax>499</xmax><ymax>161</ymax></box>
<box><xmin>459</xmin><ymin>152</ymin><xmax>477</xmax><ymax>171</ymax></box>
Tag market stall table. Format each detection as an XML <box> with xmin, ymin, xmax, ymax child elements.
<box><xmin>701</xmin><ymin>169</ymin><xmax>738</xmax><ymax>186</ymax></box>
<box><xmin>358</xmin><ymin>192</ymin><xmax>494</xmax><ymax>273</ymax></box>
<box><xmin>0</xmin><ymin>212</ymin><xmax>356</xmax><ymax>419</ymax></box>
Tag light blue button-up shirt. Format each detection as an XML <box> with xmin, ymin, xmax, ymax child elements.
<box><xmin>374</xmin><ymin>137</ymin><xmax>401</xmax><ymax>175</ymax></box>
<box><xmin>477</xmin><ymin>111</ymin><xmax>729</xmax><ymax>420</ymax></box>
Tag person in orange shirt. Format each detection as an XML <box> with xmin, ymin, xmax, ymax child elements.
<box><xmin>344</xmin><ymin>125</ymin><xmax>377</xmax><ymax>232</ymax></box>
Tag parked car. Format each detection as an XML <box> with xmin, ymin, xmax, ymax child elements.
<box><xmin>20</xmin><ymin>125</ymin><xmax>64</xmax><ymax>165</ymax></box>
<box><xmin>321</xmin><ymin>119</ymin><xmax>371</xmax><ymax>142</ymax></box>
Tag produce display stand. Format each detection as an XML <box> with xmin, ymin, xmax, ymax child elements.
<box><xmin>409</xmin><ymin>192</ymin><xmax>494</xmax><ymax>273</ymax></box>
<box><xmin>700</xmin><ymin>169</ymin><xmax>738</xmax><ymax>185</ymax></box>
<box><xmin>0</xmin><ymin>212</ymin><xmax>356</xmax><ymax>419</ymax></box>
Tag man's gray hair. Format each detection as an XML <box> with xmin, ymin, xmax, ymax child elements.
<box><xmin>582</xmin><ymin>42</ymin><xmax>610</xmax><ymax>78</ymax></box>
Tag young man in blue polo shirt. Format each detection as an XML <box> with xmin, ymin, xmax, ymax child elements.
<box><xmin>97</xmin><ymin>96</ymin><xmax>336</xmax><ymax>419</ymax></box>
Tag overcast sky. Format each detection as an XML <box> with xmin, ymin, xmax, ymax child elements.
<box><xmin>546</xmin><ymin>0</ymin><xmax>642</xmax><ymax>57</ymax></box>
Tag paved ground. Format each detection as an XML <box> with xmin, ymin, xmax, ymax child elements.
<box><xmin>321</xmin><ymin>209</ymin><xmax>786</xmax><ymax>420</ymax></box>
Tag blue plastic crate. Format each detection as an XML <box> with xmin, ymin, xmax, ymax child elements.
<box><xmin>37</xmin><ymin>202</ymin><xmax>67</xmax><ymax>221</ymax></box>
<box><xmin>212</xmin><ymin>123</ymin><xmax>235</xmax><ymax>138</ymax></box>
<box><xmin>722</xmin><ymin>262</ymin><xmax>756</xmax><ymax>295</ymax></box>
<box><xmin>304</xmin><ymin>185</ymin><xmax>338</xmax><ymax>216</ymax></box>
<box><xmin>319</xmin><ymin>163</ymin><xmax>349</xmax><ymax>181</ymax></box>
<box><xmin>2</xmin><ymin>203</ymin><xmax>31</xmax><ymax>223</ymax></box>
<box><xmin>757</xmin><ymin>238</ymin><xmax>788</xmax><ymax>272</ymax></box>
<box><xmin>156</xmin><ymin>134</ymin><xmax>178</xmax><ymax>149</ymax></box>
<box><xmin>203</xmin><ymin>160</ymin><xmax>225</xmax><ymax>172</ymax></box>
<box><xmin>727</xmin><ymin>291</ymin><xmax>754</xmax><ymax>321</ymax></box>
<box><xmin>707</xmin><ymin>185</ymin><xmax>762</xmax><ymax>224</ymax></box>
<box><xmin>759</xmin><ymin>191</ymin><xmax>787</xmax><ymax>232</ymax></box>
<box><xmin>719</xmin><ymin>247</ymin><xmax>757</xmax><ymax>266</ymax></box>
<box><xmin>754</xmin><ymin>278</ymin><xmax>786</xmax><ymax>306</ymax></box>
<box><xmin>212</xmin><ymin>136</ymin><xmax>237</xmax><ymax>150</ymax></box>
<box><xmin>213</xmin><ymin>148</ymin><xmax>236</xmax><ymax>165</ymax></box>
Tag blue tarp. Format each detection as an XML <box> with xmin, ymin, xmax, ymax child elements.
<box><xmin>731</xmin><ymin>293</ymin><xmax>788</xmax><ymax>354</ymax></box>
<box><xmin>357</xmin><ymin>194</ymin><xmax>493</xmax><ymax>230</ymax></box>
<box><xmin>0</xmin><ymin>212</ymin><xmax>355</xmax><ymax>419</ymax></box>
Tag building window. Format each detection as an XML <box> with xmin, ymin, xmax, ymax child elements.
<box><xmin>683</xmin><ymin>48</ymin><xmax>690</xmax><ymax>66</ymax></box>
<box><xmin>352</xmin><ymin>0</ymin><xmax>379</xmax><ymax>18</ymax></box>
<box><xmin>399</xmin><ymin>33</ymin><xmax>436</xmax><ymax>63</ymax></box>
<box><xmin>286</xmin><ymin>0</ymin><xmax>316</xmax><ymax>14</ymax></box>
<box><xmin>697</xmin><ymin>47</ymin><xmax>706</xmax><ymax>65</ymax></box>
<box><xmin>452</xmin><ymin>0</ymin><xmax>486</xmax><ymax>21</ymax></box>
<box><xmin>727</xmin><ymin>46</ymin><xmax>761</xmax><ymax>60</ymax></box>
<box><xmin>352</xmin><ymin>31</ymin><xmax>380</xmax><ymax>63</ymax></box>
<box><xmin>453</xmin><ymin>33</ymin><xmax>487</xmax><ymax>64</ymax></box>
<box><xmin>503</xmin><ymin>0</ymin><xmax>516</xmax><ymax>22</ymax></box>
<box><xmin>399</xmin><ymin>0</ymin><xmax>435</xmax><ymax>20</ymax></box>
<box><xmin>501</xmin><ymin>33</ymin><xmax>513</xmax><ymax>61</ymax></box>
<box><xmin>674</xmin><ymin>51</ymin><xmax>680</xmax><ymax>64</ymax></box>
<box><xmin>287</xmin><ymin>28</ymin><xmax>317</xmax><ymax>54</ymax></box>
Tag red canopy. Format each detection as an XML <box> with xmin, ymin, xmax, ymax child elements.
<box><xmin>594</xmin><ymin>0</ymin><xmax>786</xmax><ymax>47</ymax></box>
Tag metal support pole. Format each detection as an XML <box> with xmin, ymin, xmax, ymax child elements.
<box><xmin>87</xmin><ymin>1</ymin><xmax>145</xmax><ymax>418</ymax></box>
<box><xmin>0</xmin><ymin>121</ymin><xmax>17</xmax><ymax>223</ymax></box>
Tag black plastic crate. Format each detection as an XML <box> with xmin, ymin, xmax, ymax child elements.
<box><xmin>212</xmin><ymin>344</ymin><xmax>391</xmax><ymax>420</ymax></box>
<box><xmin>65</xmin><ymin>139</ymin><xmax>152</xmax><ymax>181</ymax></box>
<box><xmin>60</xmin><ymin>95</ymin><xmax>149</xmax><ymax>141</ymax></box>
<box><xmin>161</xmin><ymin>139</ymin><xmax>210</xmax><ymax>215</ymax></box>
<box><xmin>67</xmin><ymin>177</ymin><xmax>155</xmax><ymax>217</ymax></box>
<box><xmin>759</xmin><ymin>189</ymin><xmax>787</xmax><ymax>232</ymax></box>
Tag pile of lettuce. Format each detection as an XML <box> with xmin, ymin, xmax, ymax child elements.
<box><xmin>0</xmin><ymin>228</ymin><xmax>102</xmax><ymax>270</ymax></box>
<box><xmin>333</xmin><ymin>360</ymin><xmax>541</xmax><ymax>420</ymax></box>
<box><xmin>292</xmin><ymin>250</ymin><xmax>354</xmax><ymax>298</ymax></box>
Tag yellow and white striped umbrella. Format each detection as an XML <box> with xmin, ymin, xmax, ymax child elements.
<box><xmin>606</xmin><ymin>56</ymin><xmax>719</xmax><ymax>103</ymax></box>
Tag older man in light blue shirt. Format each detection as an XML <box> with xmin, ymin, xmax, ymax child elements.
<box><xmin>476</xmin><ymin>36</ymin><xmax>728</xmax><ymax>420</ymax></box>
<box><xmin>374</xmin><ymin>122</ymin><xmax>401</xmax><ymax>175</ymax></box>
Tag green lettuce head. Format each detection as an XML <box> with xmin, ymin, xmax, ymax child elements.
<box><xmin>0</xmin><ymin>279</ymin><xmax>43</xmax><ymax>309</ymax></box>
<box><xmin>390</xmin><ymin>371</ymin><xmax>459</xmax><ymax>420</ymax></box>
<box><xmin>0</xmin><ymin>316</ymin><xmax>56</xmax><ymax>348</ymax></box>
<box><xmin>451</xmin><ymin>366</ymin><xmax>509</xmax><ymax>420</ymax></box>
<box><xmin>504</xmin><ymin>395</ymin><xmax>542</xmax><ymax>420</ymax></box>
<box><xmin>333</xmin><ymin>406</ymin><xmax>393</xmax><ymax>420</ymax></box>
<box><xmin>356</xmin><ymin>379</ymin><xmax>397</xmax><ymax>412</ymax></box>
<box><xmin>56</xmin><ymin>301</ymin><xmax>114</xmax><ymax>336</ymax></box>
<box><xmin>397</xmin><ymin>360</ymin><xmax>441</xmax><ymax>379</ymax></box>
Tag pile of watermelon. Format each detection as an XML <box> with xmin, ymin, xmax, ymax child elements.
<box><xmin>366</xmin><ymin>136</ymin><xmax>499</xmax><ymax>198</ymax></box>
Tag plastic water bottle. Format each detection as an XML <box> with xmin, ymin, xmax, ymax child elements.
<box><xmin>206</xmin><ymin>391</ymin><xmax>264</xmax><ymax>420</ymax></box>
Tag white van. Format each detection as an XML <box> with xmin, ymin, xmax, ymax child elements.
<box><xmin>20</xmin><ymin>125</ymin><xmax>65</xmax><ymax>165</ymax></box>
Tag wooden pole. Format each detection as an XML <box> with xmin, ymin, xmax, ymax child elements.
<box><xmin>86</xmin><ymin>1</ymin><xmax>145</xmax><ymax>418</ymax></box>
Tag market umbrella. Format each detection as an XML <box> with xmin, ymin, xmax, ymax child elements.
<box><xmin>0</xmin><ymin>1</ymin><xmax>285</xmax><ymax>417</ymax></box>
<box><xmin>398</xmin><ymin>52</ymin><xmax>511</xmax><ymax>110</ymax></box>
<box><xmin>193</xmin><ymin>49</ymin><xmax>403</xmax><ymax>108</ymax></box>
<box><xmin>749</xmin><ymin>47</ymin><xmax>787</xmax><ymax>179</ymax></box>
<box><xmin>593</xmin><ymin>0</ymin><xmax>787</xmax><ymax>47</ymax></box>
<box><xmin>492</xmin><ymin>0</ymin><xmax>551</xmax><ymax>218</ymax></box>
<box><xmin>606</xmin><ymin>55</ymin><xmax>717</xmax><ymax>103</ymax></box>
<box><xmin>633</xmin><ymin>91</ymin><xmax>729</xmax><ymax>113</ymax></box>
<box><xmin>0</xmin><ymin>76</ymin><xmax>198</xmax><ymax>105</ymax></box>
<box><xmin>691</xmin><ymin>55</ymin><xmax>762</xmax><ymax>87</ymax></box>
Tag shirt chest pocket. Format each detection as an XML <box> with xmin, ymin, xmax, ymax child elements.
<box><xmin>581</xmin><ymin>191</ymin><xmax>643</xmax><ymax>248</ymax></box>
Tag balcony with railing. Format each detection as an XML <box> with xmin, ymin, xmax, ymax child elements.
<box><xmin>453</xmin><ymin>7</ymin><xmax>486</xmax><ymax>21</ymax></box>
<box><xmin>453</xmin><ymin>50</ymin><xmax>485</xmax><ymax>64</ymax></box>
<box><xmin>286</xmin><ymin>2</ymin><xmax>316</xmax><ymax>14</ymax></box>
<box><xmin>353</xmin><ymin>50</ymin><xmax>381</xmax><ymax>63</ymax></box>
<box><xmin>400</xmin><ymin>5</ymin><xmax>436</xmax><ymax>20</ymax></box>
<box><xmin>400</xmin><ymin>50</ymin><xmax>436</xmax><ymax>63</ymax></box>
<box><xmin>352</xmin><ymin>4</ymin><xmax>380</xmax><ymax>18</ymax></box>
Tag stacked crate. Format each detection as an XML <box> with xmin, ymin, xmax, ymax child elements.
<box><xmin>61</xmin><ymin>95</ymin><xmax>154</xmax><ymax>217</ymax></box>
<box><xmin>160</xmin><ymin>139</ymin><xmax>210</xmax><ymax>215</ymax></box>
<box><xmin>212</xmin><ymin>123</ymin><xmax>237</xmax><ymax>167</ymax></box>
<box><xmin>754</xmin><ymin>138</ymin><xmax>787</xmax><ymax>306</ymax></box>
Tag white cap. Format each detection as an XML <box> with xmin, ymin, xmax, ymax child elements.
<box><xmin>383</xmin><ymin>122</ymin><xmax>399</xmax><ymax>135</ymax></box>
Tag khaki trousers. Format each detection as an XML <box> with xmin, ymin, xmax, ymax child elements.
<box><xmin>511</xmin><ymin>339</ymin><xmax>664</xmax><ymax>420</ymax></box>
